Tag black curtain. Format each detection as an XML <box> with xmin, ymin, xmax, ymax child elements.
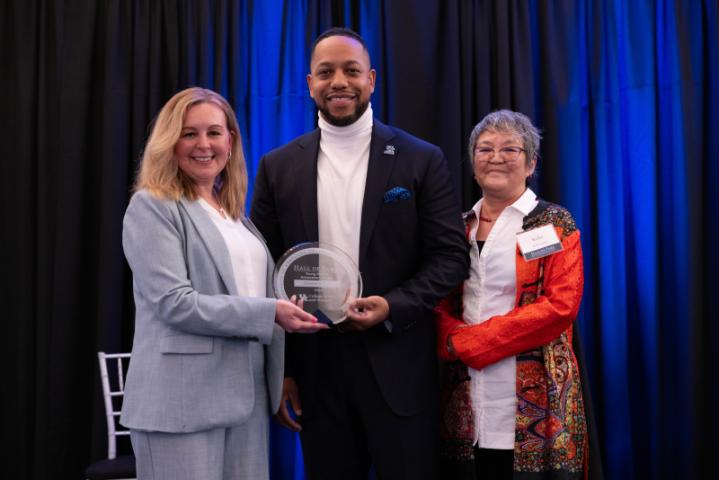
<box><xmin>2</xmin><ymin>0</ymin><xmax>249</xmax><ymax>476</ymax></box>
<box><xmin>322</xmin><ymin>1</ymin><xmax>537</xmax><ymax>206</ymax></box>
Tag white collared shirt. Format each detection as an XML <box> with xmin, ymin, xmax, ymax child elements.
<box><xmin>463</xmin><ymin>188</ymin><xmax>538</xmax><ymax>449</ymax></box>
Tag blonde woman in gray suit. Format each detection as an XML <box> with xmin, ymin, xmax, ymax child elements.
<box><xmin>121</xmin><ymin>87</ymin><xmax>327</xmax><ymax>480</ymax></box>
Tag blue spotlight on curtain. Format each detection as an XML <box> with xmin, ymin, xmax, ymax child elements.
<box><xmin>234</xmin><ymin>1</ymin><xmax>317</xmax><ymax>477</ymax></box>
<box><xmin>225</xmin><ymin>2</ymin><xmax>719</xmax><ymax>478</ymax></box>
<box><xmin>535</xmin><ymin>1</ymin><xmax>717</xmax><ymax>477</ymax></box>
<box><xmin>239</xmin><ymin>0</ymin><xmax>316</xmax><ymax>206</ymax></box>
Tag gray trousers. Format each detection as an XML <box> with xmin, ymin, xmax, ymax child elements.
<box><xmin>130</xmin><ymin>345</ymin><xmax>269</xmax><ymax>480</ymax></box>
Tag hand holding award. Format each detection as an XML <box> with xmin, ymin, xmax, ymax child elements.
<box><xmin>273</xmin><ymin>242</ymin><xmax>363</xmax><ymax>325</ymax></box>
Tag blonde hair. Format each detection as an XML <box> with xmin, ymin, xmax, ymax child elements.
<box><xmin>134</xmin><ymin>87</ymin><xmax>247</xmax><ymax>219</ymax></box>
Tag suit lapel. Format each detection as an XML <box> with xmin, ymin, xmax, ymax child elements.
<box><xmin>296</xmin><ymin>129</ymin><xmax>321</xmax><ymax>241</ymax></box>
<box><xmin>178</xmin><ymin>198</ymin><xmax>238</xmax><ymax>295</ymax></box>
<box><xmin>359</xmin><ymin>121</ymin><xmax>397</xmax><ymax>266</ymax></box>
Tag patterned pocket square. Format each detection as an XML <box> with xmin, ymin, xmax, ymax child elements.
<box><xmin>383</xmin><ymin>187</ymin><xmax>411</xmax><ymax>204</ymax></box>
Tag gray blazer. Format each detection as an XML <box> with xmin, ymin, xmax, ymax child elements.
<box><xmin>120</xmin><ymin>189</ymin><xmax>284</xmax><ymax>433</ymax></box>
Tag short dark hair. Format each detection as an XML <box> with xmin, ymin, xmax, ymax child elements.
<box><xmin>310</xmin><ymin>27</ymin><xmax>369</xmax><ymax>61</ymax></box>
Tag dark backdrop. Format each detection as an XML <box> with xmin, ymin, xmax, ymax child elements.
<box><xmin>2</xmin><ymin>1</ymin><xmax>718</xmax><ymax>479</ymax></box>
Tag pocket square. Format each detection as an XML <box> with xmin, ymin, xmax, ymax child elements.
<box><xmin>383</xmin><ymin>187</ymin><xmax>411</xmax><ymax>204</ymax></box>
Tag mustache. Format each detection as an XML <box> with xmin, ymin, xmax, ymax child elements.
<box><xmin>326</xmin><ymin>90</ymin><xmax>359</xmax><ymax>98</ymax></box>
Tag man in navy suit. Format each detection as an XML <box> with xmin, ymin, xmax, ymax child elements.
<box><xmin>250</xmin><ymin>27</ymin><xmax>469</xmax><ymax>480</ymax></box>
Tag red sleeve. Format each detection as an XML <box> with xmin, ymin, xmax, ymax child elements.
<box><xmin>451</xmin><ymin>230</ymin><xmax>584</xmax><ymax>371</ymax></box>
<box><xmin>434</xmin><ymin>293</ymin><xmax>466</xmax><ymax>361</ymax></box>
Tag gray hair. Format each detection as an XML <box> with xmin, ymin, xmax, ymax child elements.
<box><xmin>468</xmin><ymin>110</ymin><xmax>542</xmax><ymax>168</ymax></box>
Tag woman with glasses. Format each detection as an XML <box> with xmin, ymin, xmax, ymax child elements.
<box><xmin>435</xmin><ymin>110</ymin><xmax>590</xmax><ymax>479</ymax></box>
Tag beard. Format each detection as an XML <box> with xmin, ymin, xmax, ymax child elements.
<box><xmin>318</xmin><ymin>99</ymin><xmax>370</xmax><ymax>127</ymax></box>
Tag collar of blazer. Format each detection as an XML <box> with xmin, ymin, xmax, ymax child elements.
<box><xmin>292</xmin><ymin>119</ymin><xmax>398</xmax><ymax>268</ymax></box>
<box><xmin>178</xmin><ymin>197</ymin><xmax>240</xmax><ymax>296</ymax></box>
<box><xmin>179</xmin><ymin>198</ymin><xmax>275</xmax><ymax>298</ymax></box>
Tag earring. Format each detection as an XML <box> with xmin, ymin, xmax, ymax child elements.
<box><xmin>227</xmin><ymin>151</ymin><xmax>232</xmax><ymax>161</ymax></box>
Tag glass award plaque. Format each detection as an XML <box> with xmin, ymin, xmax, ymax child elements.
<box><xmin>273</xmin><ymin>242</ymin><xmax>362</xmax><ymax>325</ymax></box>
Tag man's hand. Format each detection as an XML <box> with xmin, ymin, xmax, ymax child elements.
<box><xmin>274</xmin><ymin>377</ymin><xmax>303</xmax><ymax>431</ymax></box>
<box><xmin>342</xmin><ymin>296</ymin><xmax>390</xmax><ymax>332</ymax></box>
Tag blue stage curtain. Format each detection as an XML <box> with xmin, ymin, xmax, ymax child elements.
<box><xmin>528</xmin><ymin>1</ymin><xmax>718</xmax><ymax>477</ymax></box>
<box><xmin>248</xmin><ymin>1</ymin><xmax>719</xmax><ymax>479</ymax></box>
<box><xmin>240</xmin><ymin>5</ymin><xmax>316</xmax><ymax>478</ymax></box>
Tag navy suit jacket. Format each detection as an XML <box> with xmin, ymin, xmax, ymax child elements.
<box><xmin>251</xmin><ymin>120</ymin><xmax>468</xmax><ymax>416</ymax></box>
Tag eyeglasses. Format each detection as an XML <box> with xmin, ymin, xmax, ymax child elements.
<box><xmin>474</xmin><ymin>146</ymin><xmax>526</xmax><ymax>162</ymax></box>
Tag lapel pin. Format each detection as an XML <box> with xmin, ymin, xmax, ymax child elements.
<box><xmin>383</xmin><ymin>144</ymin><xmax>396</xmax><ymax>155</ymax></box>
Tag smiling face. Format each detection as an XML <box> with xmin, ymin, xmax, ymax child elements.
<box><xmin>473</xmin><ymin>130</ymin><xmax>536</xmax><ymax>201</ymax></box>
<box><xmin>307</xmin><ymin>35</ymin><xmax>376</xmax><ymax>126</ymax></box>
<box><xmin>174</xmin><ymin>102</ymin><xmax>232</xmax><ymax>192</ymax></box>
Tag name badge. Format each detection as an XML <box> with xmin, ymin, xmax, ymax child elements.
<box><xmin>516</xmin><ymin>224</ymin><xmax>563</xmax><ymax>261</ymax></box>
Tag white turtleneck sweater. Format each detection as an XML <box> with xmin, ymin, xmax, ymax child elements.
<box><xmin>316</xmin><ymin>104</ymin><xmax>373</xmax><ymax>268</ymax></box>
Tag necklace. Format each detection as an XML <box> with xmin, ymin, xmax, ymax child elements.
<box><xmin>215</xmin><ymin>197</ymin><xmax>227</xmax><ymax>219</ymax></box>
<box><xmin>208</xmin><ymin>193</ymin><xmax>227</xmax><ymax>219</ymax></box>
